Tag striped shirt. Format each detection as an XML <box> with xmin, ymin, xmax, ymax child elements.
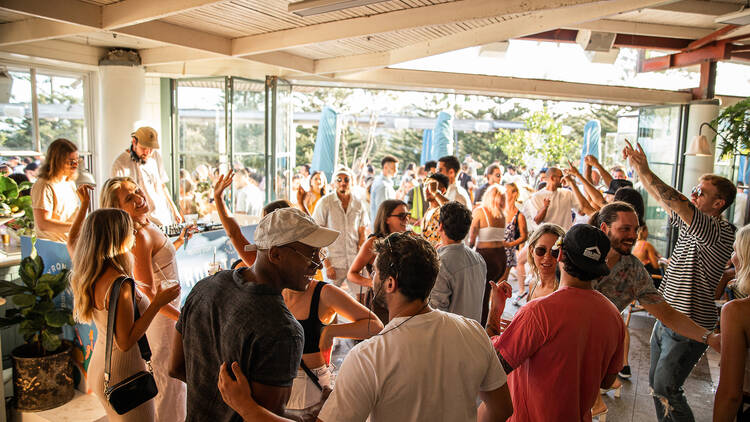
<box><xmin>659</xmin><ymin>207</ymin><xmax>735</xmax><ymax>329</ymax></box>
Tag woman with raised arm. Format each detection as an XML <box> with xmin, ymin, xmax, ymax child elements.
<box><xmin>99</xmin><ymin>177</ymin><xmax>192</xmax><ymax>422</ymax></box>
<box><xmin>213</xmin><ymin>171</ymin><xmax>384</xmax><ymax>416</ymax></box>
<box><xmin>714</xmin><ymin>224</ymin><xmax>750</xmax><ymax>421</ymax></box>
<box><xmin>347</xmin><ymin>199</ymin><xmax>408</xmax><ymax>323</ymax></box>
<box><xmin>68</xmin><ymin>207</ymin><xmax>179</xmax><ymax>421</ymax></box>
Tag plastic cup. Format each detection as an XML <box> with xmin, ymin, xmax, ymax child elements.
<box><xmin>161</xmin><ymin>279</ymin><xmax>179</xmax><ymax>290</ymax></box>
<box><xmin>208</xmin><ymin>262</ymin><xmax>221</xmax><ymax>275</ymax></box>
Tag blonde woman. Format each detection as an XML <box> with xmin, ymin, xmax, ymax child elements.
<box><xmin>503</xmin><ymin>182</ymin><xmax>528</xmax><ymax>276</ymax></box>
<box><xmin>100</xmin><ymin>177</ymin><xmax>192</xmax><ymax>422</ymax></box>
<box><xmin>68</xmin><ymin>208</ymin><xmax>179</xmax><ymax>421</ymax></box>
<box><xmin>525</xmin><ymin>223</ymin><xmax>565</xmax><ymax>302</ymax></box>
<box><xmin>468</xmin><ymin>184</ymin><xmax>507</xmax><ymax>325</ymax></box>
<box><xmin>31</xmin><ymin>138</ymin><xmax>81</xmax><ymax>241</ymax></box>
<box><xmin>714</xmin><ymin>224</ymin><xmax>750</xmax><ymax>421</ymax></box>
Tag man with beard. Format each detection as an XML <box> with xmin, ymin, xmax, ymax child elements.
<box><xmin>317</xmin><ymin>232</ymin><xmax>513</xmax><ymax>422</ymax></box>
<box><xmin>421</xmin><ymin>172</ymin><xmax>449</xmax><ymax>247</ymax></box>
<box><xmin>313</xmin><ymin>167</ymin><xmax>369</xmax><ymax>289</ymax></box>
<box><xmin>112</xmin><ymin>126</ymin><xmax>182</xmax><ymax>226</ymax></box>
<box><xmin>590</xmin><ymin>202</ymin><xmax>721</xmax><ymax>374</ymax></box>
<box><xmin>170</xmin><ymin>208</ymin><xmax>339</xmax><ymax>421</ymax></box>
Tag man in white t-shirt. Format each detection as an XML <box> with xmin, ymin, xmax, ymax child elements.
<box><xmin>523</xmin><ymin>167</ymin><xmax>580</xmax><ymax>231</ymax></box>
<box><xmin>112</xmin><ymin>126</ymin><xmax>182</xmax><ymax>226</ymax></box>
<box><xmin>437</xmin><ymin>155</ymin><xmax>471</xmax><ymax>207</ymax></box>
<box><xmin>318</xmin><ymin>232</ymin><xmax>512</xmax><ymax>422</ymax></box>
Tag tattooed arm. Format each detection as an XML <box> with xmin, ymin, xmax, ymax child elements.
<box><xmin>623</xmin><ymin>140</ymin><xmax>694</xmax><ymax>225</ymax></box>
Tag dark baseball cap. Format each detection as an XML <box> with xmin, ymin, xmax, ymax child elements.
<box><xmin>604</xmin><ymin>179</ymin><xmax>633</xmax><ymax>195</ymax></box>
<box><xmin>563</xmin><ymin>225</ymin><xmax>611</xmax><ymax>278</ymax></box>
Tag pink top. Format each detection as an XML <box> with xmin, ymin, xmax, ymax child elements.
<box><xmin>493</xmin><ymin>286</ymin><xmax>625</xmax><ymax>422</ymax></box>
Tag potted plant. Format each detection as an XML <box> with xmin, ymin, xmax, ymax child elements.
<box><xmin>0</xmin><ymin>252</ymin><xmax>75</xmax><ymax>411</ymax></box>
<box><xmin>714</xmin><ymin>97</ymin><xmax>750</xmax><ymax>159</ymax></box>
<box><xmin>0</xmin><ymin>176</ymin><xmax>33</xmax><ymax>237</ymax></box>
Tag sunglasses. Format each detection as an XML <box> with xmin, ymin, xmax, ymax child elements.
<box><xmin>336</xmin><ymin>177</ymin><xmax>350</xmax><ymax>183</ymax></box>
<box><xmin>67</xmin><ymin>157</ymin><xmax>82</xmax><ymax>167</ymax></box>
<box><xmin>389</xmin><ymin>212</ymin><xmax>409</xmax><ymax>221</ymax></box>
<box><xmin>281</xmin><ymin>245</ymin><xmax>328</xmax><ymax>270</ymax></box>
<box><xmin>691</xmin><ymin>185</ymin><xmax>704</xmax><ymax>197</ymax></box>
<box><xmin>534</xmin><ymin>246</ymin><xmax>560</xmax><ymax>259</ymax></box>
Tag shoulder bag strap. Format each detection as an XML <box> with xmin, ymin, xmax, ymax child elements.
<box><xmin>300</xmin><ymin>360</ymin><xmax>323</xmax><ymax>391</ymax></box>
<box><xmin>104</xmin><ymin>276</ymin><xmax>153</xmax><ymax>388</ymax></box>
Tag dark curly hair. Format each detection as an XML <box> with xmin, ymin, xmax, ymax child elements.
<box><xmin>438</xmin><ymin>201</ymin><xmax>472</xmax><ymax>242</ymax></box>
<box><xmin>374</xmin><ymin>233</ymin><xmax>439</xmax><ymax>302</ymax></box>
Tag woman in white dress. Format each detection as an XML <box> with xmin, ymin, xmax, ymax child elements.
<box><xmin>100</xmin><ymin>177</ymin><xmax>194</xmax><ymax>422</ymax></box>
<box><xmin>67</xmin><ymin>196</ymin><xmax>179</xmax><ymax>421</ymax></box>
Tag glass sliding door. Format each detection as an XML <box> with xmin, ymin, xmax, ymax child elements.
<box><xmin>232</xmin><ymin>78</ymin><xmax>266</xmax><ymax>221</ymax></box>
<box><xmin>272</xmin><ymin>78</ymin><xmax>294</xmax><ymax>203</ymax></box>
<box><xmin>636</xmin><ymin>105</ymin><xmax>686</xmax><ymax>257</ymax></box>
<box><xmin>174</xmin><ymin>78</ymin><xmax>228</xmax><ymax>222</ymax></box>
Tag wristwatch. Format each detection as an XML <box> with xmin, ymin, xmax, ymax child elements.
<box><xmin>701</xmin><ymin>329</ymin><xmax>713</xmax><ymax>344</ymax></box>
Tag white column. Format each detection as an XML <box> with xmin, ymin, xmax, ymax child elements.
<box><xmin>682</xmin><ymin>99</ymin><xmax>720</xmax><ymax>196</ymax></box>
<box><xmin>95</xmin><ymin>66</ymin><xmax>145</xmax><ymax>186</ymax></box>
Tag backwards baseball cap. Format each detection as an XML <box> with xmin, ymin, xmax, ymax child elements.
<box><xmin>244</xmin><ymin>207</ymin><xmax>339</xmax><ymax>251</ymax></box>
<box><xmin>604</xmin><ymin>179</ymin><xmax>633</xmax><ymax>195</ymax></box>
<box><xmin>562</xmin><ymin>224</ymin><xmax>611</xmax><ymax>278</ymax></box>
<box><xmin>131</xmin><ymin>126</ymin><xmax>159</xmax><ymax>149</ymax></box>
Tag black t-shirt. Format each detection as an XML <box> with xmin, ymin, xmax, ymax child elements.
<box><xmin>474</xmin><ymin>183</ymin><xmax>490</xmax><ymax>204</ymax></box>
<box><xmin>458</xmin><ymin>172</ymin><xmax>472</xmax><ymax>191</ymax></box>
<box><xmin>176</xmin><ymin>268</ymin><xmax>303</xmax><ymax>422</ymax></box>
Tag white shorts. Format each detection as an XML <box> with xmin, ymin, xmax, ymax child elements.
<box><xmin>286</xmin><ymin>364</ymin><xmax>332</xmax><ymax>410</ymax></box>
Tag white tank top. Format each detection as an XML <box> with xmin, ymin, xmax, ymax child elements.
<box><xmin>477</xmin><ymin>207</ymin><xmax>506</xmax><ymax>242</ymax></box>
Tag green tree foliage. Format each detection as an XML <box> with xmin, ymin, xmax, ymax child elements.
<box><xmin>495</xmin><ymin>108</ymin><xmax>582</xmax><ymax>167</ymax></box>
<box><xmin>0</xmin><ymin>73</ymin><xmax>84</xmax><ymax>151</ymax></box>
<box><xmin>714</xmin><ymin>97</ymin><xmax>750</xmax><ymax>159</ymax></box>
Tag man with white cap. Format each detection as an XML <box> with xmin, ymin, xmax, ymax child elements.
<box><xmin>312</xmin><ymin>167</ymin><xmax>369</xmax><ymax>290</ymax></box>
<box><xmin>112</xmin><ymin>126</ymin><xmax>182</xmax><ymax>226</ymax></box>
<box><xmin>170</xmin><ymin>207</ymin><xmax>339</xmax><ymax>421</ymax></box>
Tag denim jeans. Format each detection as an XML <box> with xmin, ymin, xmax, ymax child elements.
<box><xmin>649</xmin><ymin>320</ymin><xmax>708</xmax><ymax>422</ymax></box>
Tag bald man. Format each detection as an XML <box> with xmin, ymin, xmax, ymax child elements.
<box><xmin>522</xmin><ymin>167</ymin><xmax>581</xmax><ymax>231</ymax></box>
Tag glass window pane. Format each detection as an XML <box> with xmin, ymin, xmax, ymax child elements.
<box><xmin>177</xmin><ymin>79</ymin><xmax>226</xmax><ymax>154</ymax></box>
<box><xmin>274</xmin><ymin>82</ymin><xmax>293</xmax><ymax>202</ymax></box>
<box><xmin>36</xmin><ymin>73</ymin><xmax>87</xmax><ymax>152</ymax></box>
<box><xmin>232</xmin><ymin>154</ymin><xmax>265</xmax><ymax>220</ymax></box>
<box><xmin>637</xmin><ymin>106</ymin><xmax>682</xmax><ymax>256</ymax></box>
<box><xmin>0</xmin><ymin>70</ymin><xmax>33</xmax><ymax>151</ymax></box>
<box><xmin>176</xmin><ymin>78</ymin><xmax>227</xmax><ymax>223</ymax></box>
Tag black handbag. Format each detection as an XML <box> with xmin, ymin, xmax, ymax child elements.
<box><xmin>103</xmin><ymin>276</ymin><xmax>158</xmax><ymax>415</ymax></box>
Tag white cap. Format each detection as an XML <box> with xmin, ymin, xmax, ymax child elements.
<box><xmin>245</xmin><ymin>208</ymin><xmax>339</xmax><ymax>251</ymax></box>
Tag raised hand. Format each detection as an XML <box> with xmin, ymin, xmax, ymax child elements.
<box><xmin>543</xmin><ymin>197</ymin><xmax>551</xmax><ymax>208</ymax></box>
<box><xmin>76</xmin><ymin>184</ymin><xmax>94</xmax><ymax>207</ymax></box>
<box><xmin>153</xmin><ymin>282</ymin><xmax>180</xmax><ymax>308</ymax></box>
<box><xmin>213</xmin><ymin>170</ymin><xmax>235</xmax><ymax>201</ymax></box>
<box><xmin>584</xmin><ymin>154</ymin><xmax>599</xmax><ymax>167</ymax></box>
<box><xmin>623</xmin><ymin>139</ymin><xmax>649</xmax><ymax>174</ymax></box>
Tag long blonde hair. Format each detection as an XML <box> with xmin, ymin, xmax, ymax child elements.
<box><xmin>527</xmin><ymin>223</ymin><xmax>565</xmax><ymax>280</ymax></box>
<box><xmin>100</xmin><ymin>176</ymin><xmax>137</xmax><ymax>209</ymax></box>
<box><xmin>481</xmin><ymin>184</ymin><xmax>505</xmax><ymax>219</ymax></box>
<box><xmin>735</xmin><ymin>224</ymin><xmax>750</xmax><ymax>296</ymax></box>
<box><xmin>71</xmin><ymin>209</ymin><xmax>134</xmax><ymax>322</ymax></box>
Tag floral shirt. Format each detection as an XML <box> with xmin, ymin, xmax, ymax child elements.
<box><xmin>592</xmin><ymin>254</ymin><xmax>664</xmax><ymax>312</ymax></box>
<box><xmin>421</xmin><ymin>207</ymin><xmax>441</xmax><ymax>248</ymax></box>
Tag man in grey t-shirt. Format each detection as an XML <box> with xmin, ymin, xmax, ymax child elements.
<box><xmin>170</xmin><ymin>208</ymin><xmax>338</xmax><ymax>421</ymax></box>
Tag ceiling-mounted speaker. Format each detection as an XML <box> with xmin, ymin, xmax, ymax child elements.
<box><xmin>576</xmin><ymin>30</ymin><xmax>616</xmax><ymax>52</ymax></box>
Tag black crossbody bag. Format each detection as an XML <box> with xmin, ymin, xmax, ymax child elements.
<box><xmin>104</xmin><ymin>276</ymin><xmax>158</xmax><ymax>415</ymax></box>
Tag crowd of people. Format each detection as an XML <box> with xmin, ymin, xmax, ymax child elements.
<box><xmin>6</xmin><ymin>125</ymin><xmax>750</xmax><ymax>422</ymax></box>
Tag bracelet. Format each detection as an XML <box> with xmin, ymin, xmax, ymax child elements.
<box><xmin>701</xmin><ymin>329</ymin><xmax>712</xmax><ymax>344</ymax></box>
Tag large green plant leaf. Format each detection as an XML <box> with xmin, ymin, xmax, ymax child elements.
<box><xmin>0</xmin><ymin>177</ymin><xmax>18</xmax><ymax>201</ymax></box>
<box><xmin>41</xmin><ymin>330</ymin><xmax>61</xmax><ymax>352</ymax></box>
<box><xmin>19</xmin><ymin>258</ymin><xmax>37</xmax><ymax>288</ymax></box>
<box><xmin>34</xmin><ymin>281</ymin><xmax>53</xmax><ymax>299</ymax></box>
<box><xmin>45</xmin><ymin>310</ymin><xmax>71</xmax><ymax>328</ymax></box>
<box><xmin>0</xmin><ymin>281</ymin><xmax>29</xmax><ymax>297</ymax></box>
<box><xmin>12</xmin><ymin>293</ymin><xmax>36</xmax><ymax>308</ymax></box>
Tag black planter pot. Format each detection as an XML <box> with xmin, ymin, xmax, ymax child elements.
<box><xmin>11</xmin><ymin>341</ymin><xmax>74</xmax><ymax>412</ymax></box>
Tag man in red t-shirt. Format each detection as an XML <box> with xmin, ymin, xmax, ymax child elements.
<box><xmin>487</xmin><ymin>224</ymin><xmax>625</xmax><ymax>421</ymax></box>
